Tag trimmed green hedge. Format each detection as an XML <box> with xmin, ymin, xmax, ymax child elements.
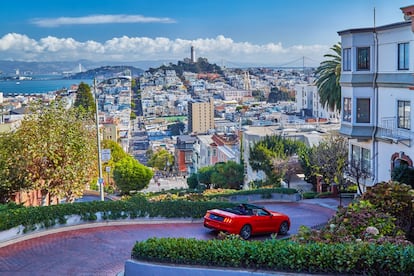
<box><xmin>132</xmin><ymin>237</ymin><xmax>414</xmax><ymax>275</ymax></box>
<box><xmin>0</xmin><ymin>196</ymin><xmax>235</xmax><ymax>232</ymax></box>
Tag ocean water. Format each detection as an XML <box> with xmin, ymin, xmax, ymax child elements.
<box><xmin>0</xmin><ymin>77</ymin><xmax>93</xmax><ymax>95</ymax></box>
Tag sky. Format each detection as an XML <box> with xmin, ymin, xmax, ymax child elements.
<box><xmin>0</xmin><ymin>0</ymin><xmax>412</xmax><ymax>68</ymax></box>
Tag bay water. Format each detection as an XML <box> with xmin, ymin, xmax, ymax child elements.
<box><xmin>0</xmin><ymin>77</ymin><xmax>93</xmax><ymax>95</ymax></box>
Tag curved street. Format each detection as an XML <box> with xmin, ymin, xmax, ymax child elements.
<box><xmin>0</xmin><ymin>200</ymin><xmax>338</xmax><ymax>275</ymax></box>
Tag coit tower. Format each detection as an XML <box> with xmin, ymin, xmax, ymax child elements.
<box><xmin>191</xmin><ymin>46</ymin><xmax>195</xmax><ymax>63</ymax></box>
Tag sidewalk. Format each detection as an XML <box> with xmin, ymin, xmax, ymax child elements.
<box><xmin>302</xmin><ymin>197</ymin><xmax>354</xmax><ymax>211</ymax></box>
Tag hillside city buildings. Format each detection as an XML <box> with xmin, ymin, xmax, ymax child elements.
<box><xmin>1</xmin><ymin>4</ymin><xmax>414</xmax><ymax>198</ymax></box>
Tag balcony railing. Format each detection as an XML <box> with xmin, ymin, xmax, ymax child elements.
<box><xmin>377</xmin><ymin>117</ymin><xmax>411</xmax><ymax>146</ymax></box>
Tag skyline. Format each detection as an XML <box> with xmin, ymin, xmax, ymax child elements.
<box><xmin>0</xmin><ymin>0</ymin><xmax>412</xmax><ymax>68</ymax></box>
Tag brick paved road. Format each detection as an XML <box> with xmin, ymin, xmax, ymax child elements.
<box><xmin>0</xmin><ymin>202</ymin><xmax>336</xmax><ymax>275</ymax></box>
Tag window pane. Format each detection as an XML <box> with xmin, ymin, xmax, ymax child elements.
<box><xmin>361</xmin><ymin>148</ymin><xmax>371</xmax><ymax>172</ymax></box>
<box><xmin>357</xmin><ymin>47</ymin><xmax>370</xmax><ymax>70</ymax></box>
<box><xmin>343</xmin><ymin>48</ymin><xmax>351</xmax><ymax>71</ymax></box>
<box><xmin>356</xmin><ymin>98</ymin><xmax>370</xmax><ymax>123</ymax></box>
<box><xmin>398</xmin><ymin>43</ymin><xmax>409</xmax><ymax>70</ymax></box>
<box><xmin>398</xmin><ymin>100</ymin><xmax>410</xmax><ymax>129</ymax></box>
<box><xmin>352</xmin><ymin>145</ymin><xmax>361</xmax><ymax>165</ymax></box>
<box><xmin>343</xmin><ymin>97</ymin><xmax>351</xmax><ymax>122</ymax></box>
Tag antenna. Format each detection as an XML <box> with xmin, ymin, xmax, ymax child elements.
<box><xmin>373</xmin><ymin>7</ymin><xmax>376</xmax><ymax>29</ymax></box>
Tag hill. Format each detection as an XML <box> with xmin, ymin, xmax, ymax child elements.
<box><xmin>148</xmin><ymin>57</ymin><xmax>223</xmax><ymax>77</ymax></box>
<box><xmin>67</xmin><ymin>65</ymin><xmax>144</xmax><ymax>79</ymax></box>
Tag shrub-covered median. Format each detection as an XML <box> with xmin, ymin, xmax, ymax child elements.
<box><xmin>0</xmin><ymin>195</ymin><xmax>235</xmax><ymax>233</ymax></box>
<box><xmin>132</xmin><ymin>237</ymin><xmax>414</xmax><ymax>275</ymax></box>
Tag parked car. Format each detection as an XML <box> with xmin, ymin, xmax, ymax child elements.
<box><xmin>203</xmin><ymin>203</ymin><xmax>290</xmax><ymax>239</ymax></box>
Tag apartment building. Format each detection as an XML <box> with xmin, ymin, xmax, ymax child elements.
<box><xmin>187</xmin><ymin>98</ymin><xmax>215</xmax><ymax>134</ymax></box>
<box><xmin>338</xmin><ymin>5</ymin><xmax>414</xmax><ymax>191</ymax></box>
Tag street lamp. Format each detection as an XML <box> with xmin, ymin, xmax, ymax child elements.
<box><xmin>94</xmin><ymin>78</ymin><xmax>104</xmax><ymax>201</ymax></box>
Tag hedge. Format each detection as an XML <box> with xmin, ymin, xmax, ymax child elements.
<box><xmin>0</xmin><ymin>196</ymin><xmax>235</xmax><ymax>232</ymax></box>
<box><xmin>132</xmin><ymin>237</ymin><xmax>414</xmax><ymax>275</ymax></box>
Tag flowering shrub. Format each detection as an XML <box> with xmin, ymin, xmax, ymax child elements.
<box><xmin>361</xmin><ymin>181</ymin><xmax>414</xmax><ymax>242</ymax></box>
<box><xmin>292</xmin><ymin>200</ymin><xmax>410</xmax><ymax>245</ymax></box>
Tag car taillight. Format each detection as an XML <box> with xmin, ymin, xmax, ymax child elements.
<box><xmin>223</xmin><ymin>217</ymin><xmax>232</xmax><ymax>224</ymax></box>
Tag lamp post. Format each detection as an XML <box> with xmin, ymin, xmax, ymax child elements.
<box><xmin>94</xmin><ymin>78</ymin><xmax>104</xmax><ymax>201</ymax></box>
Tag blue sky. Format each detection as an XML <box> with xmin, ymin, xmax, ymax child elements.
<box><xmin>0</xmin><ymin>0</ymin><xmax>412</xmax><ymax>67</ymax></box>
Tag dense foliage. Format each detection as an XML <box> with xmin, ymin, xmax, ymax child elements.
<box><xmin>249</xmin><ymin>135</ymin><xmax>305</xmax><ymax>184</ymax></box>
<box><xmin>315</xmin><ymin>43</ymin><xmax>342</xmax><ymax>111</ymax></box>
<box><xmin>300</xmin><ymin>134</ymin><xmax>348</xmax><ymax>189</ymax></box>
<box><xmin>188</xmin><ymin>161</ymin><xmax>244</xmax><ymax>190</ymax></box>
<box><xmin>0</xmin><ymin>195</ymin><xmax>235</xmax><ymax>232</ymax></box>
<box><xmin>113</xmin><ymin>156</ymin><xmax>153</xmax><ymax>194</ymax></box>
<box><xmin>0</xmin><ymin>100</ymin><xmax>97</xmax><ymax>204</ymax></box>
<box><xmin>74</xmin><ymin>82</ymin><xmax>96</xmax><ymax>118</ymax></box>
<box><xmin>293</xmin><ymin>181</ymin><xmax>414</xmax><ymax>244</ymax></box>
<box><xmin>132</xmin><ymin>237</ymin><xmax>414</xmax><ymax>275</ymax></box>
<box><xmin>391</xmin><ymin>164</ymin><xmax>414</xmax><ymax>188</ymax></box>
<box><xmin>147</xmin><ymin>148</ymin><xmax>174</xmax><ymax>172</ymax></box>
<box><xmin>361</xmin><ymin>181</ymin><xmax>414</xmax><ymax>242</ymax></box>
<box><xmin>148</xmin><ymin>57</ymin><xmax>223</xmax><ymax>78</ymax></box>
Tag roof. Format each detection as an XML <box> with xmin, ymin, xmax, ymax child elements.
<box><xmin>338</xmin><ymin>21</ymin><xmax>411</xmax><ymax>35</ymax></box>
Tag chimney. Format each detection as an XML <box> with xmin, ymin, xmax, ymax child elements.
<box><xmin>401</xmin><ymin>5</ymin><xmax>414</xmax><ymax>31</ymax></box>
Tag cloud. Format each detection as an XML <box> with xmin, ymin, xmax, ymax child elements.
<box><xmin>31</xmin><ymin>14</ymin><xmax>176</xmax><ymax>27</ymax></box>
<box><xmin>0</xmin><ymin>33</ymin><xmax>328</xmax><ymax>67</ymax></box>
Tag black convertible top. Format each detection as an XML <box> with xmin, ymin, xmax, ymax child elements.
<box><xmin>221</xmin><ymin>203</ymin><xmax>265</xmax><ymax>216</ymax></box>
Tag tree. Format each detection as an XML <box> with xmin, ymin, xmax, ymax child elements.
<box><xmin>6</xmin><ymin>100</ymin><xmax>97</xmax><ymax>204</ymax></box>
<box><xmin>113</xmin><ymin>156</ymin><xmax>153</xmax><ymax>194</ymax></box>
<box><xmin>74</xmin><ymin>82</ymin><xmax>96</xmax><ymax>118</ymax></box>
<box><xmin>315</xmin><ymin>43</ymin><xmax>342</xmax><ymax>111</ymax></box>
<box><xmin>249</xmin><ymin>135</ymin><xmax>305</xmax><ymax>185</ymax></box>
<box><xmin>0</xmin><ymin>132</ymin><xmax>30</xmax><ymax>203</ymax></box>
<box><xmin>167</xmin><ymin>121</ymin><xmax>185</xmax><ymax>136</ymax></box>
<box><xmin>198</xmin><ymin>166</ymin><xmax>214</xmax><ymax>188</ymax></box>
<box><xmin>345</xmin><ymin>158</ymin><xmax>371</xmax><ymax>195</ymax></box>
<box><xmin>306</xmin><ymin>134</ymin><xmax>348</xmax><ymax>190</ymax></box>
<box><xmin>147</xmin><ymin>148</ymin><xmax>174</xmax><ymax>174</ymax></box>
<box><xmin>267</xmin><ymin>87</ymin><xmax>291</xmax><ymax>103</ymax></box>
<box><xmin>101</xmin><ymin>140</ymin><xmax>129</xmax><ymax>188</ymax></box>
<box><xmin>211</xmin><ymin>161</ymin><xmax>244</xmax><ymax>189</ymax></box>
<box><xmin>391</xmin><ymin>164</ymin><xmax>414</xmax><ymax>188</ymax></box>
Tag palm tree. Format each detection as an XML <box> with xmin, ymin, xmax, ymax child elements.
<box><xmin>315</xmin><ymin>43</ymin><xmax>342</xmax><ymax>111</ymax></box>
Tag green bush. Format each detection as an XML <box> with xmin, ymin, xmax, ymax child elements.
<box><xmin>302</xmin><ymin>192</ymin><xmax>317</xmax><ymax>199</ymax></box>
<box><xmin>131</xmin><ymin>237</ymin><xmax>414</xmax><ymax>275</ymax></box>
<box><xmin>0</xmin><ymin>195</ymin><xmax>235</xmax><ymax>232</ymax></box>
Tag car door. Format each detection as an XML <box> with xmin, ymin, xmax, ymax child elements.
<box><xmin>251</xmin><ymin>208</ymin><xmax>273</xmax><ymax>233</ymax></box>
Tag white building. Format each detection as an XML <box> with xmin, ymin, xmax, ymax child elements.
<box><xmin>338</xmin><ymin>5</ymin><xmax>414</xmax><ymax>192</ymax></box>
<box><xmin>294</xmin><ymin>83</ymin><xmax>339</xmax><ymax>122</ymax></box>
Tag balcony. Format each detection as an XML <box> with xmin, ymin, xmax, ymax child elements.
<box><xmin>377</xmin><ymin>117</ymin><xmax>411</xmax><ymax>146</ymax></box>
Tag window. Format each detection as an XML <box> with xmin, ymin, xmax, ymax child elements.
<box><xmin>398</xmin><ymin>42</ymin><xmax>409</xmax><ymax>70</ymax></box>
<box><xmin>343</xmin><ymin>97</ymin><xmax>352</xmax><ymax>122</ymax></box>
<box><xmin>351</xmin><ymin>145</ymin><xmax>371</xmax><ymax>173</ymax></box>
<box><xmin>343</xmin><ymin>48</ymin><xmax>351</xmax><ymax>71</ymax></box>
<box><xmin>398</xmin><ymin>100</ymin><xmax>410</xmax><ymax>129</ymax></box>
<box><xmin>357</xmin><ymin>47</ymin><xmax>370</xmax><ymax>70</ymax></box>
<box><xmin>356</xmin><ymin>98</ymin><xmax>370</xmax><ymax>123</ymax></box>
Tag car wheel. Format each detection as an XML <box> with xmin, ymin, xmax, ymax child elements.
<box><xmin>240</xmin><ymin>224</ymin><xmax>252</xmax><ymax>240</ymax></box>
<box><xmin>278</xmin><ymin>221</ymin><xmax>289</xmax><ymax>235</ymax></box>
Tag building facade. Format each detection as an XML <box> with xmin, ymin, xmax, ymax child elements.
<box><xmin>339</xmin><ymin>5</ymin><xmax>414</xmax><ymax>192</ymax></box>
<box><xmin>188</xmin><ymin>98</ymin><xmax>215</xmax><ymax>134</ymax></box>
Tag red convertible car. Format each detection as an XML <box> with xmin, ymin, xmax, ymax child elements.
<box><xmin>204</xmin><ymin>203</ymin><xmax>290</xmax><ymax>239</ymax></box>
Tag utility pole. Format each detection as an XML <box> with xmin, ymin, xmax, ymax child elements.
<box><xmin>94</xmin><ymin>78</ymin><xmax>104</xmax><ymax>201</ymax></box>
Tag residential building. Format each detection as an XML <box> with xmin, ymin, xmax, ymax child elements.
<box><xmin>174</xmin><ymin>135</ymin><xmax>197</xmax><ymax>175</ymax></box>
<box><xmin>338</xmin><ymin>5</ymin><xmax>414</xmax><ymax>192</ymax></box>
<box><xmin>188</xmin><ymin>98</ymin><xmax>215</xmax><ymax>134</ymax></box>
